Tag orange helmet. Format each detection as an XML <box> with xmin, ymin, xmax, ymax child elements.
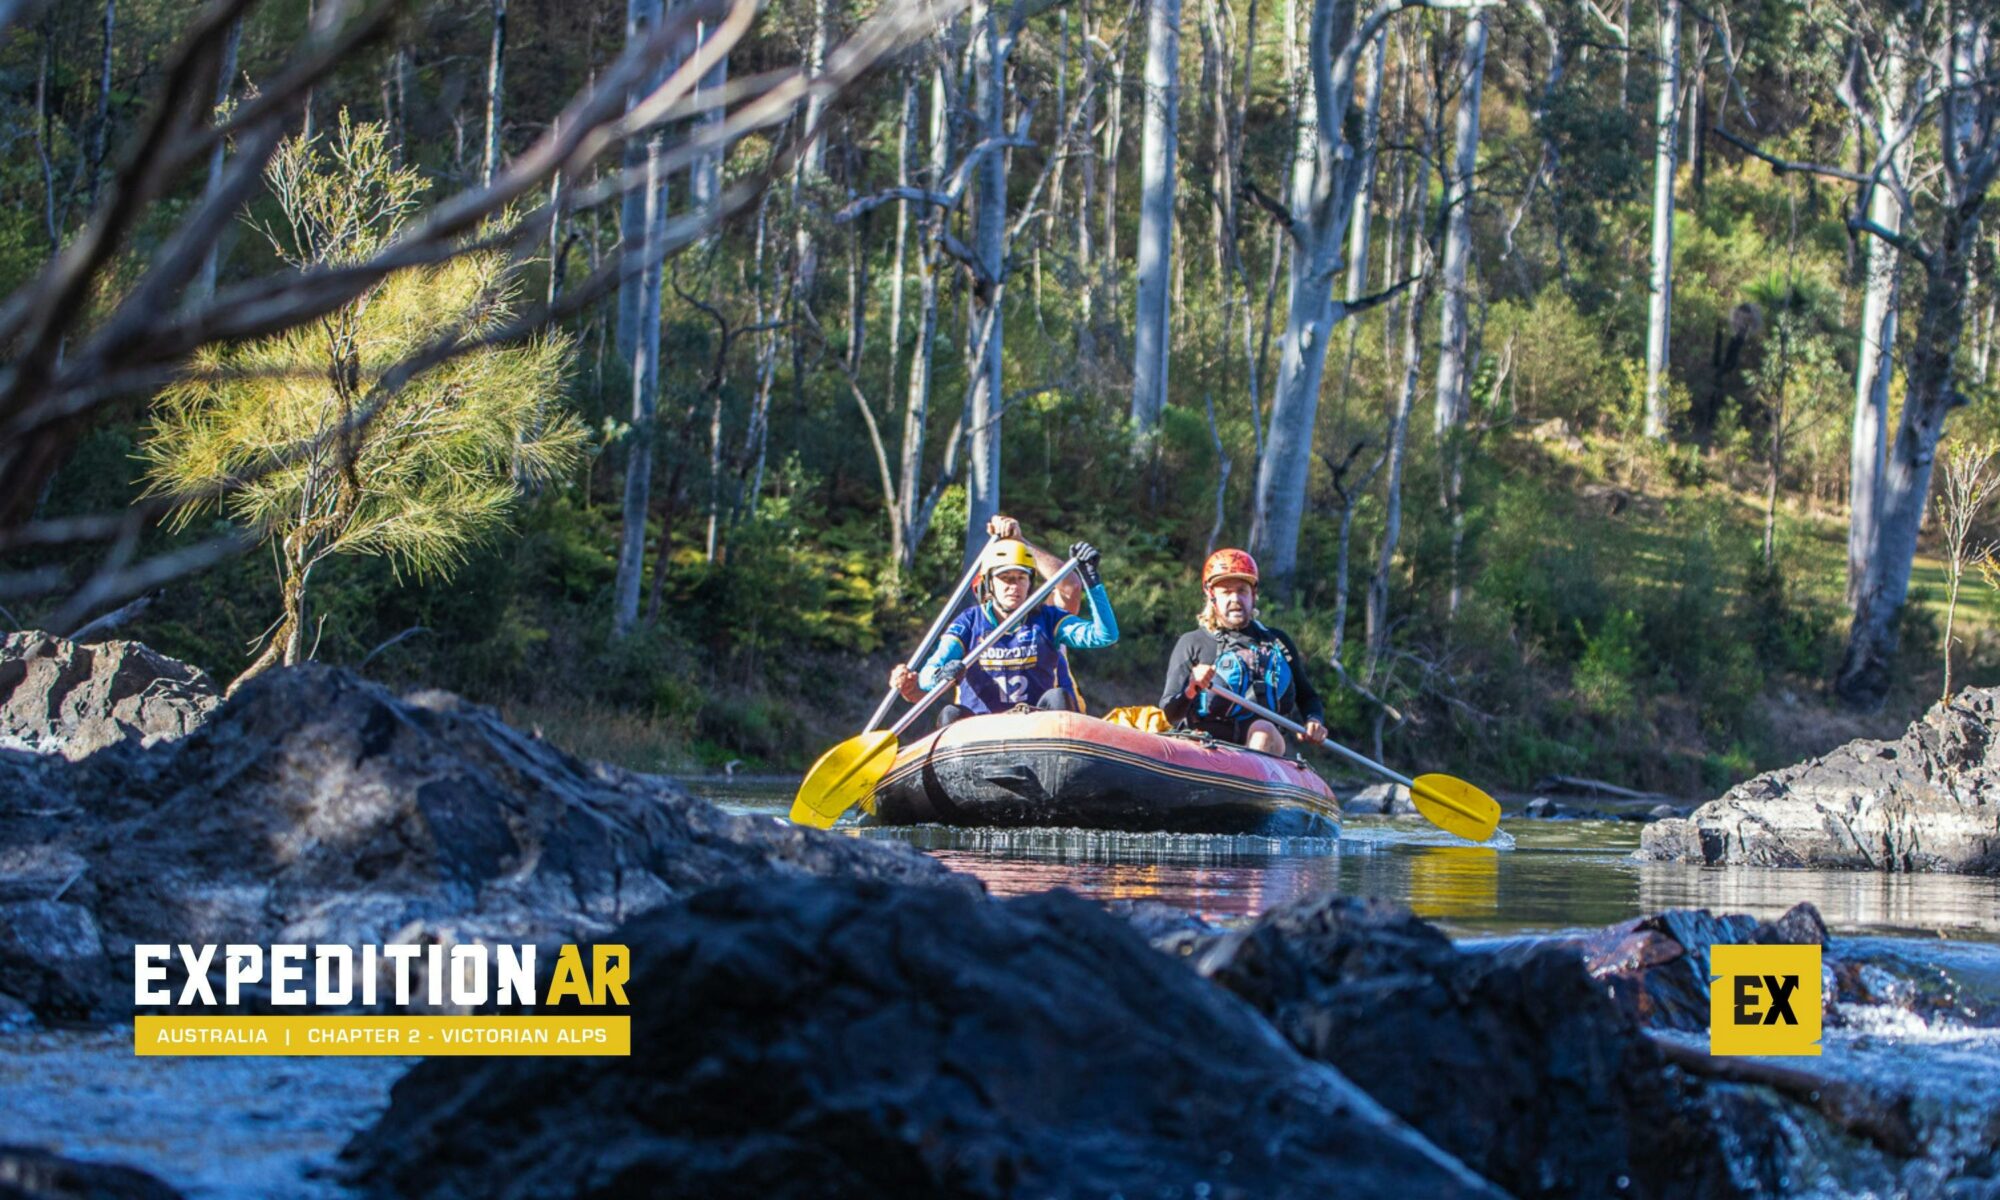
<box><xmin>1203</xmin><ymin>548</ymin><xmax>1259</xmax><ymax>588</ymax></box>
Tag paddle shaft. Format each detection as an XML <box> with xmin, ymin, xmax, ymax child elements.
<box><xmin>863</xmin><ymin>536</ymin><xmax>998</xmax><ymax>732</ymax></box>
<box><xmin>1204</xmin><ymin>682</ymin><xmax>1416</xmax><ymax>791</ymax></box>
<box><xmin>887</xmin><ymin>556</ymin><xmax>1083</xmax><ymax>739</ymax></box>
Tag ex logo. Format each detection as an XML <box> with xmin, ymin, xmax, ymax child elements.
<box><xmin>1708</xmin><ymin>944</ymin><xmax>1821</xmax><ymax>1056</ymax></box>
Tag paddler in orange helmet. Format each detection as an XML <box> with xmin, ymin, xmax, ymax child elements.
<box><xmin>1159</xmin><ymin>548</ymin><xmax>1328</xmax><ymax>756</ymax></box>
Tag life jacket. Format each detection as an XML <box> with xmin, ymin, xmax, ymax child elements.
<box><xmin>1195</xmin><ymin>625</ymin><xmax>1294</xmax><ymax>722</ymax></box>
<box><xmin>951</xmin><ymin>602</ymin><xmax>1077</xmax><ymax>714</ymax></box>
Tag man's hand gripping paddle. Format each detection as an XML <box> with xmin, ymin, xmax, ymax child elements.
<box><xmin>1205</xmin><ymin>682</ymin><xmax>1501</xmax><ymax>842</ymax></box>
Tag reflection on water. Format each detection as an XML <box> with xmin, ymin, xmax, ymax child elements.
<box><xmin>1406</xmin><ymin>847</ymin><xmax>1501</xmax><ymax>923</ymax></box>
<box><xmin>922</xmin><ymin>850</ymin><xmax>1345</xmax><ymax>923</ymax></box>
<box><xmin>1637</xmin><ymin>861</ymin><xmax>2000</xmax><ymax>941</ymax></box>
<box><xmin>699</xmin><ymin>778</ymin><xmax>2000</xmax><ymax>941</ymax></box>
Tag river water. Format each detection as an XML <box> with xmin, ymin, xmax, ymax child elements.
<box><xmin>7</xmin><ymin>778</ymin><xmax>2000</xmax><ymax>1198</ymax></box>
<box><xmin>706</xmin><ymin>778</ymin><xmax>2000</xmax><ymax>942</ymax></box>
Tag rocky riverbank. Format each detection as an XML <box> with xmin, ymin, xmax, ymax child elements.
<box><xmin>1640</xmin><ymin>687</ymin><xmax>2000</xmax><ymax>873</ymax></box>
<box><xmin>6</xmin><ymin>633</ymin><xmax>1999</xmax><ymax>1198</ymax></box>
<box><xmin>0</xmin><ymin>633</ymin><xmax>962</xmax><ymax>1024</ymax></box>
<box><xmin>338</xmin><ymin>879</ymin><xmax>2000</xmax><ymax>1199</ymax></box>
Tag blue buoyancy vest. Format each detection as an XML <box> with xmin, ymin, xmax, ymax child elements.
<box><xmin>1195</xmin><ymin>626</ymin><xmax>1295</xmax><ymax>722</ymax></box>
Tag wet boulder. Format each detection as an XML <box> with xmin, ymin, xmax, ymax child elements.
<box><xmin>1575</xmin><ymin>902</ymin><xmax>1829</xmax><ymax>1032</ymax></box>
<box><xmin>341</xmin><ymin>876</ymin><xmax>1504</xmax><ymax>1200</ymax></box>
<box><xmin>0</xmin><ymin>633</ymin><xmax>217</xmax><ymax>761</ymax></box>
<box><xmin>0</xmin><ymin>1146</ymin><xmax>182</xmax><ymax>1200</ymax></box>
<box><xmin>0</xmin><ymin>664</ymin><xmax>968</xmax><ymax>1022</ymax></box>
<box><xmin>1640</xmin><ymin>688</ymin><xmax>2000</xmax><ymax>873</ymax></box>
<box><xmin>1345</xmin><ymin>783</ymin><xmax>1416</xmax><ymax>816</ymax></box>
<box><xmin>1187</xmin><ymin>894</ymin><xmax>1793</xmax><ymax>1199</ymax></box>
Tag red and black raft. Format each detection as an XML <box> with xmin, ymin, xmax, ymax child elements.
<box><xmin>863</xmin><ymin>709</ymin><xmax>1341</xmax><ymax>838</ymax></box>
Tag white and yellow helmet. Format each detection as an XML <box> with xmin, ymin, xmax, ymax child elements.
<box><xmin>979</xmin><ymin>539</ymin><xmax>1037</xmax><ymax>583</ymax></box>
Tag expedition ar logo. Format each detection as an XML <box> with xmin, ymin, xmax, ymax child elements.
<box><xmin>130</xmin><ymin>942</ymin><xmax>633</xmax><ymax>1057</ymax></box>
<box><xmin>1708</xmin><ymin>944</ymin><xmax>1821</xmax><ymax>1056</ymax></box>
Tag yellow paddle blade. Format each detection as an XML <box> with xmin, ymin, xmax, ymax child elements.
<box><xmin>1410</xmin><ymin>773</ymin><xmax>1502</xmax><ymax>843</ymax></box>
<box><xmin>789</xmin><ymin>731</ymin><xmax>900</xmax><ymax>829</ymax></box>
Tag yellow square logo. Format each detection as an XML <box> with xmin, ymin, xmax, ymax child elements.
<box><xmin>1708</xmin><ymin>944</ymin><xmax>1822</xmax><ymax>1056</ymax></box>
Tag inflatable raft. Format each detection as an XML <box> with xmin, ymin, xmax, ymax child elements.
<box><xmin>866</xmin><ymin>709</ymin><xmax>1340</xmax><ymax>837</ymax></box>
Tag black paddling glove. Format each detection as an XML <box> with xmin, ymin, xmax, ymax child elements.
<box><xmin>1069</xmin><ymin>541</ymin><xmax>1103</xmax><ymax>588</ymax></box>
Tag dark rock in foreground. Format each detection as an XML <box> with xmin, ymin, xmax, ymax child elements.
<box><xmin>341</xmin><ymin>876</ymin><xmax>1503</xmax><ymax>1200</ymax></box>
<box><xmin>0</xmin><ymin>633</ymin><xmax>217</xmax><ymax>761</ymax></box>
<box><xmin>0</xmin><ymin>1146</ymin><xmax>182</xmax><ymax>1200</ymax></box>
<box><xmin>0</xmin><ymin>661</ymin><xmax>967</xmax><ymax>1022</ymax></box>
<box><xmin>1185</xmin><ymin>895</ymin><xmax>2000</xmax><ymax>1197</ymax></box>
<box><xmin>1640</xmin><ymin>688</ymin><xmax>2000</xmax><ymax>873</ymax></box>
<box><xmin>1188</xmin><ymin>894</ymin><xmax>1786</xmax><ymax>1198</ymax></box>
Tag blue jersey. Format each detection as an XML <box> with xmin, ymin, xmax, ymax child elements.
<box><xmin>918</xmin><ymin>582</ymin><xmax>1120</xmax><ymax>715</ymax></box>
<box><xmin>940</xmin><ymin>602</ymin><xmax>1076</xmax><ymax>713</ymax></box>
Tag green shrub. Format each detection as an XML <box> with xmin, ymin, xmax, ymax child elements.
<box><xmin>1573</xmin><ymin>610</ymin><xmax>1642</xmax><ymax>718</ymax></box>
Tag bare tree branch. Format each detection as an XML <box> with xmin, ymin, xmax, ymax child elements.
<box><xmin>1709</xmin><ymin>124</ymin><xmax>1875</xmax><ymax>183</ymax></box>
<box><xmin>0</xmin><ymin>0</ymin><xmax>968</xmax><ymax>621</ymax></box>
<box><xmin>1240</xmin><ymin>175</ymin><xmax>1301</xmax><ymax>241</ymax></box>
<box><xmin>1343</xmin><ymin>272</ymin><xmax>1421</xmax><ymax>316</ymax></box>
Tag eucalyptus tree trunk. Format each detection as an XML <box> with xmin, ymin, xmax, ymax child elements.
<box><xmin>303</xmin><ymin>0</ymin><xmax>320</xmax><ymax>142</ymax></box>
<box><xmin>1100</xmin><ymin>32</ymin><xmax>1127</xmax><ymax>316</ymax></box>
<box><xmin>898</xmin><ymin>64</ymin><xmax>952</xmax><ymax>568</ymax></box>
<box><xmin>1838</xmin><ymin>11</ymin><xmax>2000</xmax><ymax>709</ymax></box>
<box><xmin>482</xmin><ymin>0</ymin><xmax>507</xmax><ymax>186</ymax></box>
<box><xmin>1330</xmin><ymin>21</ymin><xmax>1389</xmax><ymax>445</ymax></box>
<box><xmin>34</xmin><ymin>31</ymin><xmax>59</xmax><ymax>254</ymax></box>
<box><xmin>740</xmin><ymin>194</ymin><xmax>780</xmax><ymax>531</ymax></box>
<box><xmin>1046</xmin><ymin>11</ymin><xmax>1073</xmax><ymax>254</ymax></box>
<box><xmin>1380</xmin><ymin>39</ymin><xmax>1410</xmax><ymax>364</ymax></box>
<box><xmin>1076</xmin><ymin>11</ymin><xmax>1098</xmax><ymax>329</ymax></box>
<box><xmin>1980</xmin><ymin>283</ymin><xmax>1997</xmax><ymax>384</ymax></box>
<box><xmin>1248</xmin><ymin>0</ymin><xmax>1314</xmax><ymax>554</ymax></box>
<box><xmin>795</xmin><ymin>0</ymin><xmax>832</xmax><ymax>296</ymax></box>
<box><xmin>1368</xmin><ymin>77</ymin><xmax>1438</xmax><ymax>675</ymax></box>
<box><xmin>691</xmin><ymin>18</ymin><xmax>728</xmax><ymax>218</ymax></box>
<box><xmin>887</xmin><ymin>68</ymin><xmax>918</xmax><ymax>405</ymax></box>
<box><xmin>1248</xmin><ymin>0</ymin><xmax>1414</xmax><ymax>593</ymax></box>
<box><xmin>83</xmin><ymin>0</ymin><xmax>116</xmax><ymax>216</ymax></box>
<box><xmin>1510</xmin><ymin>0</ymin><xmax>1565</xmax><ymax>275</ymax></box>
<box><xmin>1619</xmin><ymin>0</ymin><xmax>1632</xmax><ymax>110</ymax></box>
<box><xmin>387</xmin><ymin>46</ymin><xmax>409</xmax><ymax>160</ymax></box>
<box><xmin>1841</xmin><ymin>208</ymin><xmax>1983</xmax><ymax>706</ymax></box>
<box><xmin>1346</xmin><ymin>24</ymin><xmax>1389</xmax><ymax>305</ymax></box>
<box><xmin>966</xmin><ymin>0</ymin><xmax>1009</xmax><ymax>560</ymax></box>
<box><xmin>1200</xmin><ymin>0</ymin><xmax>1228</xmax><ymax>282</ymax></box>
<box><xmin>1642</xmin><ymin>0</ymin><xmax>1680</xmax><ymax>440</ymax></box>
<box><xmin>611</xmin><ymin>0</ymin><xmax>670</xmax><ymax>639</ymax></box>
<box><xmin>1848</xmin><ymin>174</ymin><xmax>1904</xmax><ymax>607</ymax></box>
<box><xmin>192</xmin><ymin>18</ymin><xmax>243</xmax><ymax>305</ymax></box>
<box><xmin>1130</xmin><ymin>0</ymin><xmax>1182</xmax><ymax>443</ymax></box>
<box><xmin>1847</xmin><ymin>47</ymin><xmax>1910</xmax><ymax>609</ymax></box>
<box><xmin>1432</xmin><ymin>10</ymin><xmax>1487</xmax><ymax>435</ymax></box>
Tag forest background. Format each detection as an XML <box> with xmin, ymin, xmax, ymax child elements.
<box><xmin>10</xmin><ymin>0</ymin><xmax>2000</xmax><ymax>796</ymax></box>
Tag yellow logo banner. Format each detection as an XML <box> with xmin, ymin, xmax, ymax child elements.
<box><xmin>134</xmin><ymin>1015</ymin><xmax>630</xmax><ymax>1057</ymax></box>
<box><xmin>1708</xmin><ymin>944</ymin><xmax>1822</xmax><ymax>1056</ymax></box>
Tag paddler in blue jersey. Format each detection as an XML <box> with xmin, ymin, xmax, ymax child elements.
<box><xmin>888</xmin><ymin>515</ymin><xmax>1118</xmax><ymax>727</ymax></box>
